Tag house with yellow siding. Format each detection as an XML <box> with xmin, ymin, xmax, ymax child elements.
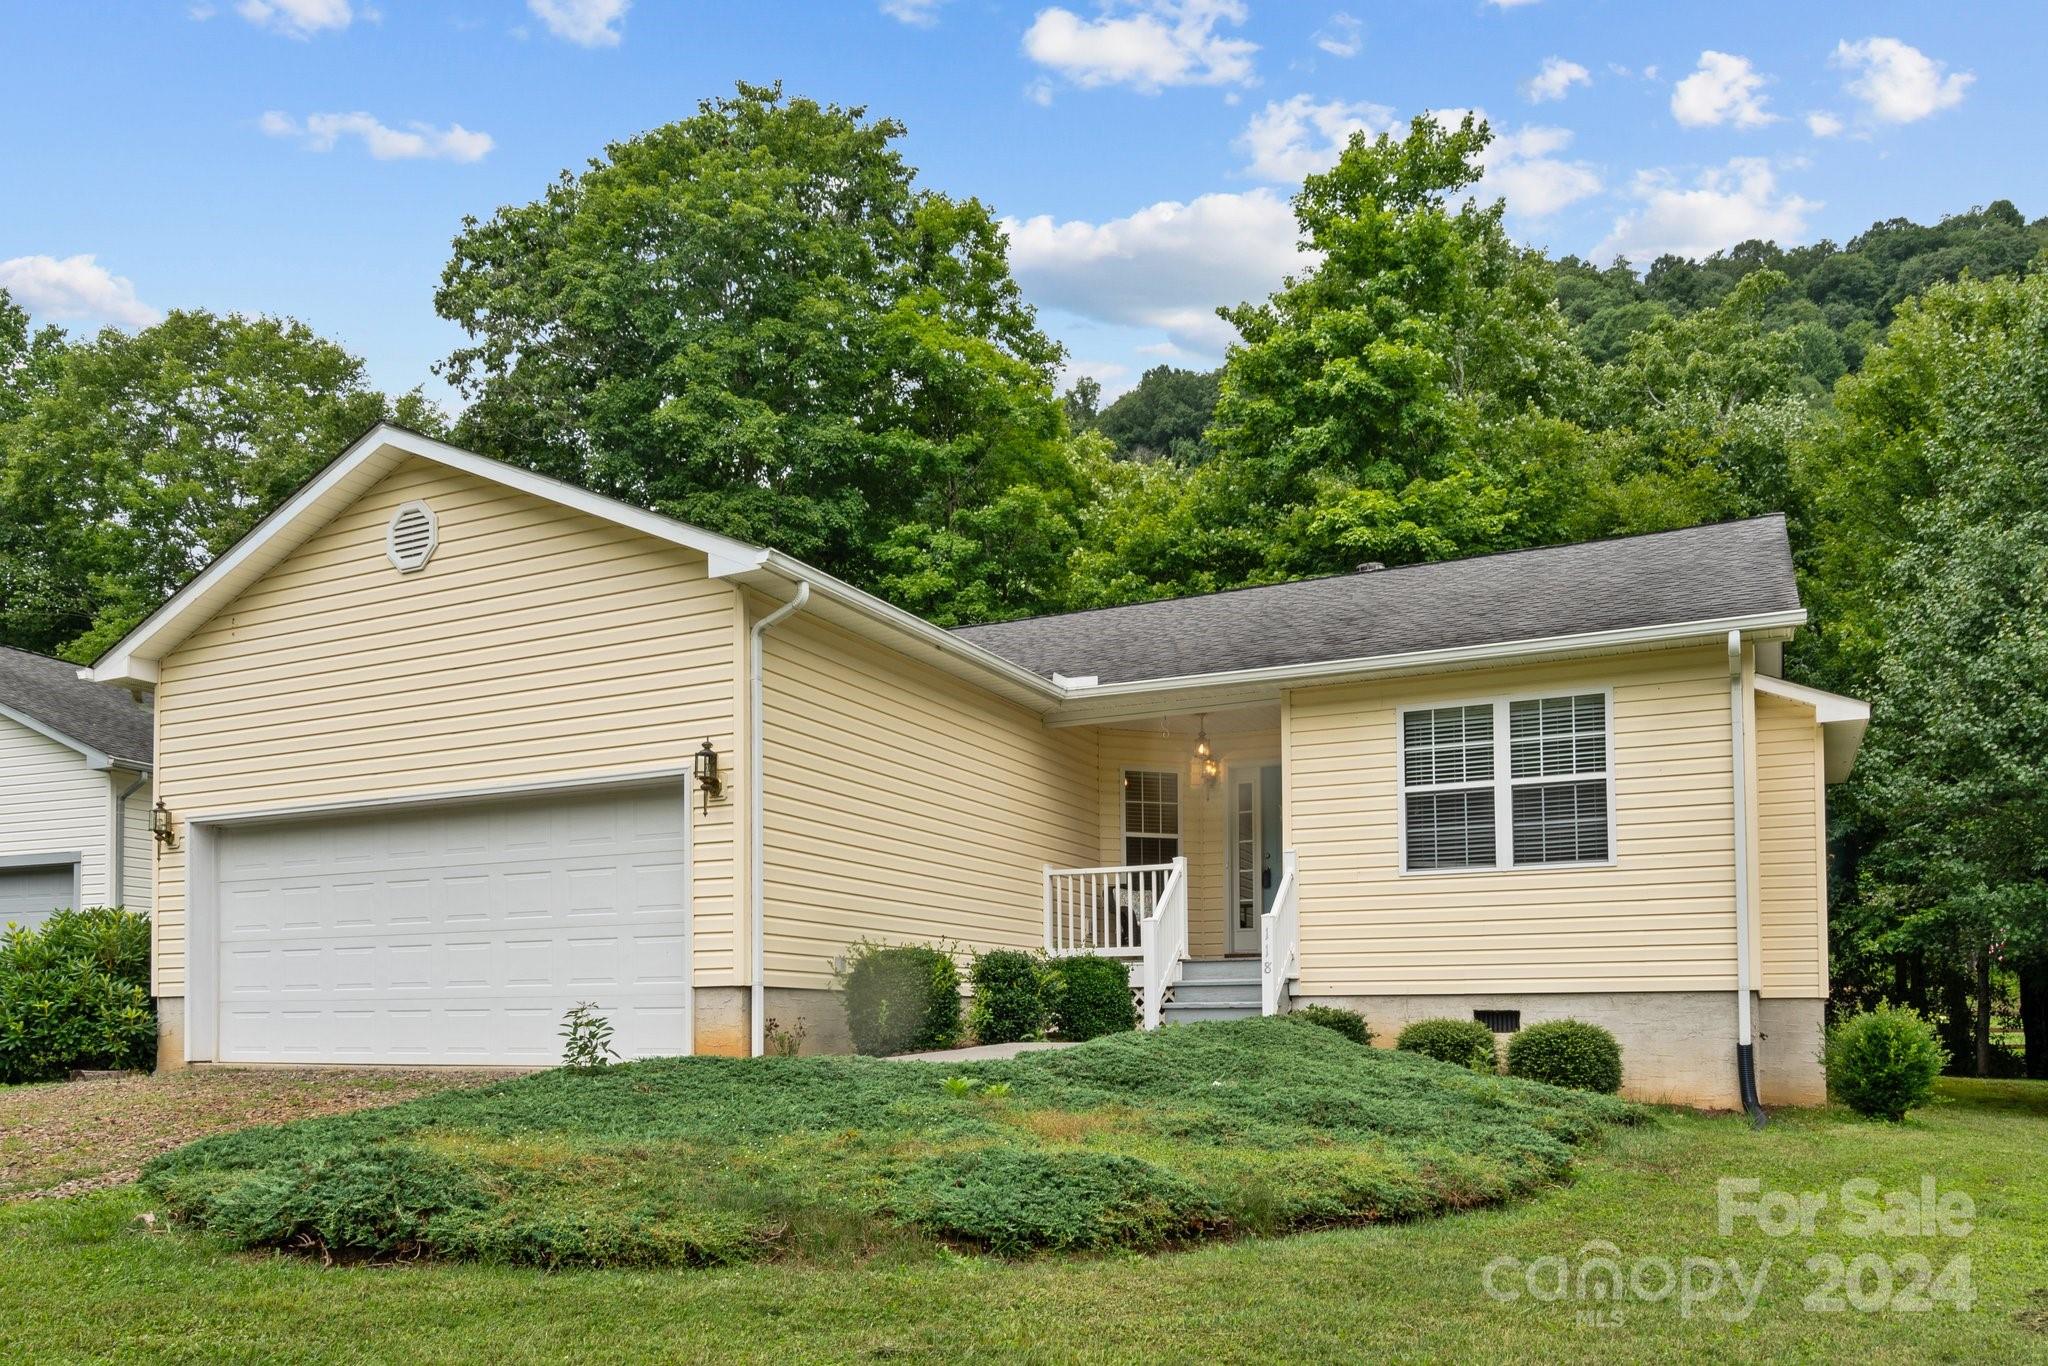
<box><xmin>86</xmin><ymin>425</ymin><xmax>1868</xmax><ymax>1109</ymax></box>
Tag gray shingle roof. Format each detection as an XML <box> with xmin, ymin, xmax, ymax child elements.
<box><xmin>0</xmin><ymin>645</ymin><xmax>153</xmax><ymax>766</ymax></box>
<box><xmin>954</xmin><ymin>515</ymin><xmax>1801</xmax><ymax>685</ymax></box>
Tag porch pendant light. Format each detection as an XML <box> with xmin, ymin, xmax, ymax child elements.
<box><xmin>1195</xmin><ymin>715</ymin><xmax>1219</xmax><ymax>793</ymax></box>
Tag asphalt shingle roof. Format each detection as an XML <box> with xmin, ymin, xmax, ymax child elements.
<box><xmin>953</xmin><ymin>515</ymin><xmax>1801</xmax><ymax>685</ymax></box>
<box><xmin>0</xmin><ymin>645</ymin><xmax>153</xmax><ymax>766</ymax></box>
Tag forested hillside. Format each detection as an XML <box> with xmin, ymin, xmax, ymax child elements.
<box><xmin>2</xmin><ymin>86</ymin><xmax>2043</xmax><ymax>1076</ymax></box>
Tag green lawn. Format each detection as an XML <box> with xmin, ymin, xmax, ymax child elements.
<box><xmin>2</xmin><ymin>1076</ymin><xmax>2043</xmax><ymax>1361</ymax></box>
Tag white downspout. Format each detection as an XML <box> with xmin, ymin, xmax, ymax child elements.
<box><xmin>1727</xmin><ymin>629</ymin><xmax>1764</xmax><ymax>1125</ymax></box>
<box><xmin>110</xmin><ymin>770</ymin><xmax>149</xmax><ymax>908</ymax></box>
<box><xmin>749</xmin><ymin>581</ymin><xmax>810</xmax><ymax>1057</ymax></box>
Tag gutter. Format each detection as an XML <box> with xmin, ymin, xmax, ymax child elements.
<box><xmin>110</xmin><ymin>769</ymin><xmax>150</xmax><ymax>909</ymax></box>
<box><xmin>1728</xmin><ymin>630</ymin><xmax>1766</xmax><ymax>1129</ymax></box>
<box><xmin>748</xmin><ymin>581</ymin><xmax>811</xmax><ymax>1057</ymax></box>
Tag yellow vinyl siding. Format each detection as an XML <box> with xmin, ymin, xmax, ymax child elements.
<box><xmin>151</xmin><ymin>458</ymin><xmax>741</xmax><ymax>997</ymax></box>
<box><xmin>760</xmin><ymin>610</ymin><xmax>1097</xmax><ymax>990</ymax></box>
<box><xmin>1756</xmin><ymin>692</ymin><xmax>1828</xmax><ymax>997</ymax></box>
<box><xmin>1286</xmin><ymin>645</ymin><xmax>1738</xmax><ymax>995</ymax></box>
<box><xmin>1095</xmin><ymin>727</ymin><xmax>1279</xmax><ymax>958</ymax></box>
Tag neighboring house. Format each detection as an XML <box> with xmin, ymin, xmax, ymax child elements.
<box><xmin>86</xmin><ymin>425</ymin><xmax>1867</xmax><ymax>1108</ymax></box>
<box><xmin>0</xmin><ymin>645</ymin><xmax>155</xmax><ymax>929</ymax></box>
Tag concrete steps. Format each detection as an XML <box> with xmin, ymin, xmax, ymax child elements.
<box><xmin>1161</xmin><ymin>958</ymin><xmax>1262</xmax><ymax>1024</ymax></box>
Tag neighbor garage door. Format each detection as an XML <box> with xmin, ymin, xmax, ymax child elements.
<box><xmin>0</xmin><ymin>861</ymin><xmax>75</xmax><ymax>931</ymax></box>
<box><xmin>212</xmin><ymin>785</ymin><xmax>688</xmax><ymax>1065</ymax></box>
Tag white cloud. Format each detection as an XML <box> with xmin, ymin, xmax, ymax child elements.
<box><xmin>881</xmin><ymin>0</ymin><xmax>945</xmax><ymax>26</ymax></box>
<box><xmin>1314</xmin><ymin>11</ymin><xmax>1362</xmax><ymax>59</ymax></box>
<box><xmin>1237</xmin><ymin>95</ymin><xmax>1393</xmax><ymax>183</ymax></box>
<box><xmin>1833</xmin><ymin>37</ymin><xmax>1972</xmax><ymax>124</ymax></box>
<box><xmin>1025</xmin><ymin>79</ymin><xmax>1055</xmax><ymax>107</ymax></box>
<box><xmin>1022</xmin><ymin>1</ymin><xmax>1257</xmax><ymax>92</ymax></box>
<box><xmin>0</xmin><ymin>254</ymin><xmax>161</xmax><ymax>330</ymax></box>
<box><xmin>1806</xmin><ymin>110</ymin><xmax>1844</xmax><ymax>138</ymax></box>
<box><xmin>261</xmin><ymin>111</ymin><xmax>495</xmax><ymax>162</ymax></box>
<box><xmin>528</xmin><ymin>0</ymin><xmax>627</xmax><ymax>47</ymax></box>
<box><xmin>1595</xmin><ymin>158</ymin><xmax>1816</xmax><ymax>263</ymax></box>
<box><xmin>233</xmin><ymin>0</ymin><xmax>351</xmax><ymax>37</ymax></box>
<box><xmin>1481</xmin><ymin>125</ymin><xmax>1602</xmax><ymax>218</ymax></box>
<box><xmin>1485</xmin><ymin>0</ymin><xmax>1540</xmax><ymax>8</ymax></box>
<box><xmin>1005</xmin><ymin>188</ymin><xmax>1304</xmax><ymax>356</ymax></box>
<box><xmin>1670</xmin><ymin>50</ymin><xmax>1777</xmax><ymax>128</ymax></box>
<box><xmin>1523</xmin><ymin>56</ymin><xmax>1590</xmax><ymax>103</ymax></box>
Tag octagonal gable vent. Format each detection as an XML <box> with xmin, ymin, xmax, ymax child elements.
<box><xmin>385</xmin><ymin>500</ymin><xmax>439</xmax><ymax>573</ymax></box>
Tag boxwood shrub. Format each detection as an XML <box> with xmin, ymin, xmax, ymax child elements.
<box><xmin>1045</xmin><ymin>954</ymin><xmax>1135</xmax><ymax>1041</ymax></box>
<box><xmin>968</xmin><ymin>948</ymin><xmax>1049</xmax><ymax>1045</ymax></box>
<box><xmin>1824</xmin><ymin>1004</ymin><xmax>1946</xmax><ymax>1121</ymax></box>
<box><xmin>1292</xmin><ymin>1004</ymin><xmax>1371</xmax><ymax>1045</ymax></box>
<box><xmin>1506</xmin><ymin>1019</ymin><xmax>1623</xmax><ymax>1094</ymax></box>
<box><xmin>0</xmin><ymin>907</ymin><xmax>156</xmax><ymax>1083</ymax></box>
<box><xmin>1395</xmin><ymin>1017</ymin><xmax>1498</xmax><ymax>1073</ymax></box>
<box><xmin>836</xmin><ymin>940</ymin><xmax>962</xmax><ymax>1056</ymax></box>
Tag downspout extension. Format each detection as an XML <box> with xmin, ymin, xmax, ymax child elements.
<box><xmin>1728</xmin><ymin>630</ymin><xmax>1767</xmax><ymax>1129</ymax></box>
<box><xmin>111</xmin><ymin>771</ymin><xmax>149</xmax><ymax>909</ymax></box>
<box><xmin>749</xmin><ymin>581</ymin><xmax>811</xmax><ymax>1057</ymax></box>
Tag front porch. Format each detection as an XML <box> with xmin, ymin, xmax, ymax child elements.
<box><xmin>1039</xmin><ymin>702</ymin><xmax>1300</xmax><ymax>1027</ymax></box>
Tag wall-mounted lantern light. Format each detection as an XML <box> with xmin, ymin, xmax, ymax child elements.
<box><xmin>151</xmin><ymin>799</ymin><xmax>178</xmax><ymax>850</ymax></box>
<box><xmin>693</xmin><ymin>739</ymin><xmax>724</xmax><ymax>814</ymax></box>
<box><xmin>1195</xmin><ymin>715</ymin><xmax>1219</xmax><ymax>794</ymax></box>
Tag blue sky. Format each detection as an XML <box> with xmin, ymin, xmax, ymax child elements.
<box><xmin>0</xmin><ymin>2</ymin><xmax>2031</xmax><ymax>405</ymax></box>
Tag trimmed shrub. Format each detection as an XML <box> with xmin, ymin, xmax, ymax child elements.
<box><xmin>0</xmin><ymin>907</ymin><xmax>156</xmax><ymax>1084</ymax></box>
<box><xmin>1293</xmin><ymin>1004</ymin><xmax>1371</xmax><ymax>1045</ymax></box>
<box><xmin>1396</xmin><ymin>1017</ymin><xmax>1498</xmax><ymax>1073</ymax></box>
<box><xmin>836</xmin><ymin>940</ymin><xmax>962</xmax><ymax>1056</ymax></box>
<box><xmin>1824</xmin><ymin>1004</ymin><xmax>1946</xmax><ymax>1121</ymax></box>
<box><xmin>968</xmin><ymin>949</ymin><xmax>1049</xmax><ymax>1045</ymax></box>
<box><xmin>182</xmin><ymin>1146</ymin><xmax>489</xmax><ymax>1260</ymax></box>
<box><xmin>1045</xmin><ymin>954</ymin><xmax>1136</xmax><ymax>1041</ymax></box>
<box><xmin>1507</xmin><ymin>1019</ymin><xmax>1623</xmax><ymax>1094</ymax></box>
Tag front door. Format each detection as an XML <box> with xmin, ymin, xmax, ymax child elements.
<box><xmin>1226</xmin><ymin>763</ymin><xmax>1282</xmax><ymax>955</ymax></box>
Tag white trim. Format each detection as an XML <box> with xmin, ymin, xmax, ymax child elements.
<box><xmin>1729</xmin><ymin>632</ymin><xmax>1755</xmax><ymax>1050</ymax></box>
<box><xmin>1224</xmin><ymin>766</ymin><xmax>1262</xmax><ymax>955</ymax></box>
<box><xmin>179</xmin><ymin>769</ymin><xmax>695</xmax><ymax>1066</ymax></box>
<box><xmin>1754</xmin><ymin>674</ymin><xmax>1870</xmax><ymax>785</ymax></box>
<box><xmin>1395</xmin><ymin>686</ymin><xmax>1618</xmax><ymax>876</ymax></box>
<box><xmin>0</xmin><ymin>701</ymin><xmax>123</xmax><ymax>770</ymax></box>
<box><xmin>1044</xmin><ymin>611</ymin><xmax>1809</xmax><ymax>725</ymax></box>
<box><xmin>87</xmin><ymin>424</ymin><xmax>770</xmax><ymax>686</ymax></box>
<box><xmin>184</xmin><ymin>766</ymin><xmax>692</xmax><ymax>827</ymax></box>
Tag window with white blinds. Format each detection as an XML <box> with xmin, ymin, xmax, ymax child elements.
<box><xmin>1123</xmin><ymin>770</ymin><xmax>1181</xmax><ymax>865</ymax></box>
<box><xmin>1400</xmin><ymin>692</ymin><xmax>1612</xmax><ymax>872</ymax></box>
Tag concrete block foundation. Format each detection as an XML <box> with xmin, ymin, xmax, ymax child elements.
<box><xmin>1299</xmin><ymin>990</ymin><xmax>1827</xmax><ymax>1111</ymax></box>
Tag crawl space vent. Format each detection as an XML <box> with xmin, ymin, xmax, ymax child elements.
<box><xmin>385</xmin><ymin>500</ymin><xmax>438</xmax><ymax>573</ymax></box>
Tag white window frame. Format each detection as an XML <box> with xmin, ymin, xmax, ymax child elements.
<box><xmin>1396</xmin><ymin>687</ymin><xmax>1617</xmax><ymax>876</ymax></box>
<box><xmin>1121</xmin><ymin>768</ymin><xmax>1182</xmax><ymax>867</ymax></box>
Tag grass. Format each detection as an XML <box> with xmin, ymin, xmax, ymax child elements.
<box><xmin>0</xmin><ymin>1079</ymin><xmax>2040</xmax><ymax>1362</ymax></box>
<box><xmin>0</xmin><ymin>1067</ymin><xmax>504</xmax><ymax>1201</ymax></box>
<box><xmin>135</xmin><ymin>1018</ymin><xmax>1635</xmax><ymax>1265</ymax></box>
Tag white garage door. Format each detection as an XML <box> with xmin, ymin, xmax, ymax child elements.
<box><xmin>0</xmin><ymin>861</ymin><xmax>75</xmax><ymax>931</ymax></box>
<box><xmin>214</xmin><ymin>785</ymin><xmax>688</xmax><ymax>1066</ymax></box>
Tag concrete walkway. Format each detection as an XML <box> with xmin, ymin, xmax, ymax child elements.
<box><xmin>886</xmin><ymin>1040</ymin><xmax>1079</xmax><ymax>1062</ymax></box>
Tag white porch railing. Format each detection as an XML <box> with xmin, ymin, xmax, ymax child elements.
<box><xmin>1044</xmin><ymin>861</ymin><xmax>1180</xmax><ymax>958</ymax></box>
<box><xmin>1138</xmin><ymin>858</ymin><xmax>1189</xmax><ymax>1030</ymax></box>
<box><xmin>1260</xmin><ymin>849</ymin><xmax>1300</xmax><ymax>1015</ymax></box>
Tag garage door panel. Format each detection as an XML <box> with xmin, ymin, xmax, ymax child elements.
<box><xmin>213</xmin><ymin>785</ymin><xmax>687</xmax><ymax>1064</ymax></box>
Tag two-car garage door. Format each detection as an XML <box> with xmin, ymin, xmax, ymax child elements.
<box><xmin>212</xmin><ymin>785</ymin><xmax>688</xmax><ymax>1066</ymax></box>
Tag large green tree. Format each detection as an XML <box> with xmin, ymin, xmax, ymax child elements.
<box><xmin>436</xmin><ymin>82</ymin><xmax>1069</xmax><ymax>594</ymax></box>
<box><xmin>0</xmin><ymin>306</ymin><xmax>434</xmax><ymax>661</ymax></box>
